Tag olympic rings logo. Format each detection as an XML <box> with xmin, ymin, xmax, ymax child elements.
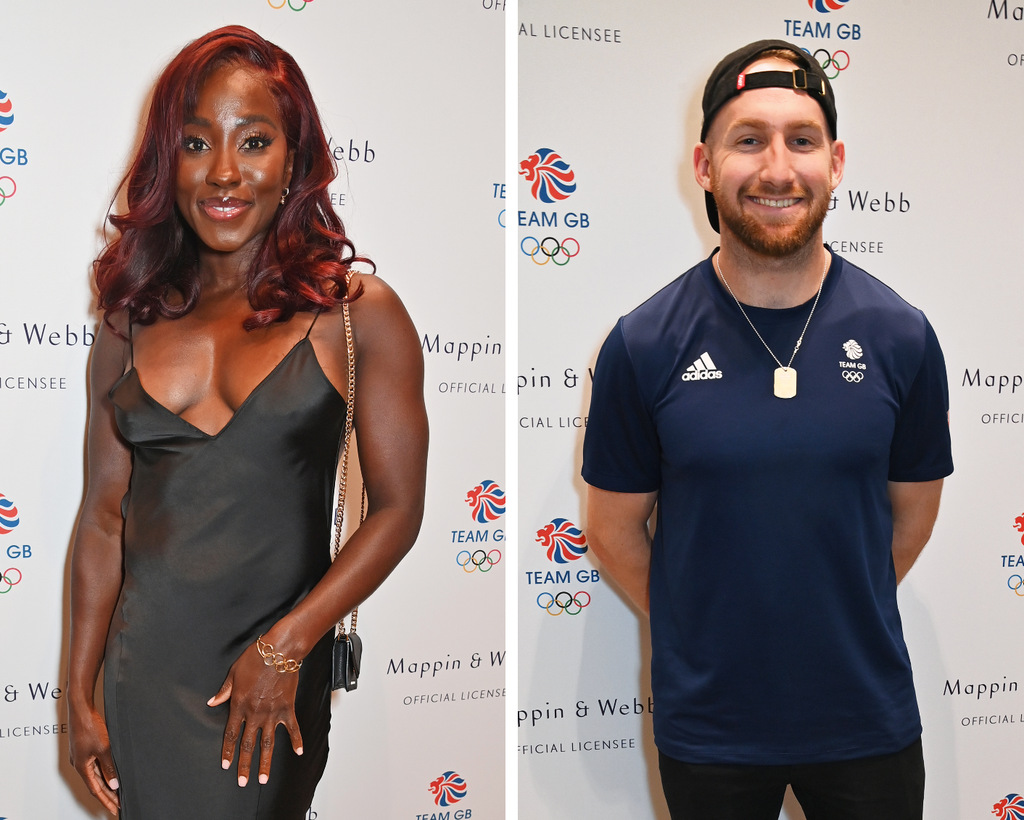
<box><xmin>0</xmin><ymin>176</ymin><xmax>17</xmax><ymax>207</ymax></box>
<box><xmin>521</xmin><ymin>236</ymin><xmax>580</xmax><ymax>266</ymax></box>
<box><xmin>457</xmin><ymin>549</ymin><xmax>502</xmax><ymax>573</ymax></box>
<box><xmin>1008</xmin><ymin>575</ymin><xmax>1024</xmax><ymax>596</ymax></box>
<box><xmin>537</xmin><ymin>590</ymin><xmax>590</xmax><ymax>615</ymax></box>
<box><xmin>268</xmin><ymin>0</ymin><xmax>313</xmax><ymax>9</ymax></box>
<box><xmin>842</xmin><ymin>370</ymin><xmax>864</xmax><ymax>383</ymax></box>
<box><xmin>0</xmin><ymin>567</ymin><xmax>23</xmax><ymax>594</ymax></box>
<box><xmin>809</xmin><ymin>48</ymin><xmax>850</xmax><ymax>80</ymax></box>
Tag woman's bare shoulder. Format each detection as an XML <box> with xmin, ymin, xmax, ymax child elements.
<box><xmin>342</xmin><ymin>272</ymin><xmax>418</xmax><ymax>344</ymax></box>
<box><xmin>91</xmin><ymin>312</ymin><xmax>132</xmax><ymax>379</ymax></box>
<box><xmin>349</xmin><ymin>271</ymin><xmax>407</xmax><ymax>313</ymax></box>
<box><xmin>307</xmin><ymin>272</ymin><xmax>420</xmax><ymax>392</ymax></box>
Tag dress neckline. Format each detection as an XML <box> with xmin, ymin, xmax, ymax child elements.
<box><xmin>112</xmin><ymin>336</ymin><xmax>342</xmax><ymax>440</ymax></box>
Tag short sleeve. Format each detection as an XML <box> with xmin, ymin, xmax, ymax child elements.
<box><xmin>582</xmin><ymin>319</ymin><xmax>662</xmax><ymax>493</ymax></box>
<box><xmin>888</xmin><ymin>318</ymin><xmax>953</xmax><ymax>482</ymax></box>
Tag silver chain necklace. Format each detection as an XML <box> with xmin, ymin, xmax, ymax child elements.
<box><xmin>714</xmin><ymin>253</ymin><xmax>829</xmax><ymax>399</ymax></box>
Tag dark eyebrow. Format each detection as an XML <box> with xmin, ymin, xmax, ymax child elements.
<box><xmin>233</xmin><ymin>115</ymin><xmax>279</xmax><ymax>129</ymax></box>
<box><xmin>182</xmin><ymin>115</ymin><xmax>279</xmax><ymax>129</ymax></box>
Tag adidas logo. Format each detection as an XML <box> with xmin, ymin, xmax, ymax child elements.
<box><xmin>681</xmin><ymin>352</ymin><xmax>724</xmax><ymax>381</ymax></box>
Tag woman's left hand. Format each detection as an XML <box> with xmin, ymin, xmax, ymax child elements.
<box><xmin>207</xmin><ymin>641</ymin><xmax>304</xmax><ymax>786</ymax></box>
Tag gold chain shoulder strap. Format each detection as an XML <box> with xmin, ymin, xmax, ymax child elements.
<box><xmin>331</xmin><ymin>280</ymin><xmax>364</xmax><ymax>636</ymax></box>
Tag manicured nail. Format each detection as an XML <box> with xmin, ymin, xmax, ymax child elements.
<box><xmin>108</xmin><ymin>778</ymin><xmax>119</xmax><ymax>790</ymax></box>
<box><xmin>296</xmin><ymin>747</ymin><xmax>303</xmax><ymax>756</ymax></box>
<box><xmin>259</xmin><ymin>774</ymin><xmax>268</xmax><ymax>784</ymax></box>
<box><xmin>238</xmin><ymin>775</ymin><xmax>248</xmax><ymax>787</ymax></box>
<box><xmin>222</xmin><ymin>759</ymin><xmax>230</xmax><ymax>770</ymax></box>
<box><xmin>207</xmin><ymin>697</ymin><xmax>216</xmax><ymax>706</ymax></box>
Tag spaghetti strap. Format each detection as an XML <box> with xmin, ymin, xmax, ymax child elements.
<box><xmin>303</xmin><ymin>309</ymin><xmax>323</xmax><ymax>340</ymax></box>
<box><xmin>128</xmin><ymin>316</ymin><xmax>135</xmax><ymax>368</ymax></box>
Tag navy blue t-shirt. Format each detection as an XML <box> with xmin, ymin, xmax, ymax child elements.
<box><xmin>582</xmin><ymin>250</ymin><xmax>953</xmax><ymax>765</ymax></box>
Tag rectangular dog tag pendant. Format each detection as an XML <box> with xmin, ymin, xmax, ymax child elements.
<box><xmin>774</xmin><ymin>367</ymin><xmax>797</xmax><ymax>399</ymax></box>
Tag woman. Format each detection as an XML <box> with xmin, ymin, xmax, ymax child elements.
<box><xmin>68</xmin><ymin>26</ymin><xmax>427</xmax><ymax>819</ymax></box>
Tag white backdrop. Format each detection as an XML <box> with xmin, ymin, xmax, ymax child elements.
<box><xmin>0</xmin><ymin>2</ymin><xmax>504</xmax><ymax>818</ymax></box>
<box><xmin>518</xmin><ymin>1</ymin><xmax>1024</xmax><ymax>818</ymax></box>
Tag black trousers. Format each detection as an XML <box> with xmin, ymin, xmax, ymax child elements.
<box><xmin>658</xmin><ymin>738</ymin><xmax>924</xmax><ymax>820</ymax></box>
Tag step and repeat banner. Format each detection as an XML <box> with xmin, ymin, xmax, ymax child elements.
<box><xmin>518</xmin><ymin>1</ymin><xmax>1024</xmax><ymax>818</ymax></box>
<box><xmin>0</xmin><ymin>2</ymin><xmax>504</xmax><ymax>818</ymax></box>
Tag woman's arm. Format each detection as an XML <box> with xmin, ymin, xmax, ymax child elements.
<box><xmin>209</xmin><ymin>274</ymin><xmax>429</xmax><ymax>786</ymax></box>
<box><xmin>68</xmin><ymin>320</ymin><xmax>133</xmax><ymax>816</ymax></box>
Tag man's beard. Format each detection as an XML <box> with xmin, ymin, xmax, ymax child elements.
<box><xmin>712</xmin><ymin>180</ymin><xmax>830</xmax><ymax>257</ymax></box>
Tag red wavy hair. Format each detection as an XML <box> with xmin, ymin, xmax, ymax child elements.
<box><xmin>95</xmin><ymin>25</ymin><xmax>369</xmax><ymax>330</ymax></box>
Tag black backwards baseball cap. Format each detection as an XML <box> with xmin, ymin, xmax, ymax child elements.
<box><xmin>700</xmin><ymin>39</ymin><xmax>838</xmax><ymax>232</ymax></box>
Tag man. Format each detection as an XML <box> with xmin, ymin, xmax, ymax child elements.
<box><xmin>581</xmin><ymin>40</ymin><xmax>952</xmax><ymax>820</ymax></box>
